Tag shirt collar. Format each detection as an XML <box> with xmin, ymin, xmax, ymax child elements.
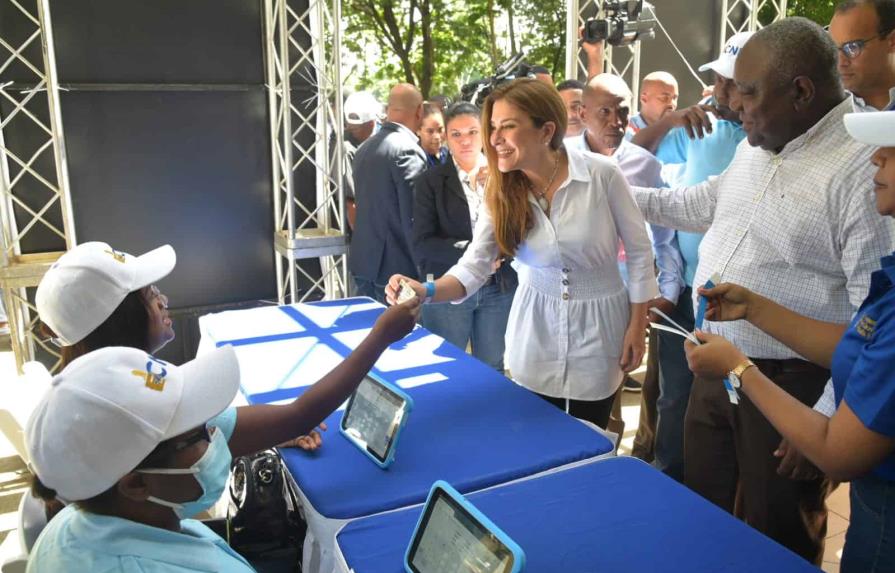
<box><xmin>564</xmin><ymin>146</ymin><xmax>595</xmax><ymax>183</ymax></box>
<box><xmin>453</xmin><ymin>154</ymin><xmax>486</xmax><ymax>181</ymax></box>
<box><xmin>774</xmin><ymin>97</ymin><xmax>851</xmax><ymax>158</ymax></box>
<box><xmin>63</xmin><ymin>506</ymin><xmax>250</xmax><ymax>571</ymax></box>
<box><xmin>387</xmin><ymin>121</ymin><xmax>419</xmax><ymax>141</ymax></box>
<box><xmin>881</xmin><ymin>251</ymin><xmax>895</xmax><ymax>282</ymax></box>
<box><xmin>580</xmin><ymin>130</ymin><xmax>625</xmax><ymax>158</ymax></box>
<box><xmin>849</xmin><ymin>87</ymin><xmax>895</xmax><ymax>112</ymax></box>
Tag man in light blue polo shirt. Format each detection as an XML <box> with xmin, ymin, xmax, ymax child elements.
<box><xmin>629</xmin><ymin>32</ymin><xmax>750</xmax><ymax>482</ymax></box>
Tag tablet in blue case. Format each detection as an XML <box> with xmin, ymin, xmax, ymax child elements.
<box><xmin>339</xmin><ymin>372</ymin><xmax>413</xmax><ymax>469</ymax></box>
<box><xmin>405</xmin><ymin>481</ymin><xmax>525</xmax><ymax>573</ymax></box>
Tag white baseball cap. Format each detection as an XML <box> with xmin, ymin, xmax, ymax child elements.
<box><xmin>844</xmin><ymin>111</ymin><xmax>895</xmax><ymax>147</ymax></box>
<box><xmin>344</xmin><ymin>91</ymin><xmax>382</xmax><ymax>125</ymax></box>
<box><xmin>25</xmin><ymin>345</ymin><xmax>240</xmax><ymax>501</ymax></box>
<box><xmin>36</xmin><ymin>242</ymin><xmax>176</xmax><ymax>346</ymax></box>
<box><xmin>699</xmin><ymin>32</ymin><xmax>755</xmax><ymax>79</ymax></box>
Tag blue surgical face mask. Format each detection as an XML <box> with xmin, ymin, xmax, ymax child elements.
<box><xmin>138</xmin><ymin>426</ymin><xmax>232</xmax><ymax>519</ymax></box>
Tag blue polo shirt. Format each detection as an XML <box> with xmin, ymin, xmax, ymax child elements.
<box><xmin>28</xmin><ymin>407</ymin><xmax>246</xmax><ymax>572</ymax></box>
<box><xmin>830</xmin><ymin>251</ymin><xmax>895</xmax><ymax>481</ymax></box>
<box><xmin>626</xmin><ymin>114</ymin><xmax>682</xmax><ymax>167</ymax></box>
<box><xmin>651</xmin><ymin>117</ymin><xmax>746</xmax><ymax>286</ymax></box>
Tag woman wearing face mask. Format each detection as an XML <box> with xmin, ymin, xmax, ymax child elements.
<box><xmin>418</xmin><ymin>102</ymin><xmax>448</xmax><ymax>168</ymax></box>
<box><xmin>29</xmin><ymin>241</ymin><xmax>419</xmax><ymax>513</ymax></box>
<box><xmin>26</xmin><ymin>343</ymin><xmax>436</xmax><ymax>572</ymax></box>
<box><xmin>389</xmin><ymin>79</ymin><xmax>657</xmax><ymax>428</ymax></box>
<box><xmin>684</xmin><ymin>110</ymin><xmax>895</xmax><ymax>572</ymax></box>
<box><xmin>413</xmin><ymin>102</ymin><xmax>517</xmax><ymax>371</ymax></box>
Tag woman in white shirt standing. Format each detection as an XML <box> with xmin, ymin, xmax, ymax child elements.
<box><xmin>388</xmin><ymin>78</ymin><xmax>657</xmax><ymax>427</ymax></box>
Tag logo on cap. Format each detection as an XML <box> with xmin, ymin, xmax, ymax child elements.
<box><xmin>105</xmin><ymin>248</ymin><xmax>126</xmax><ymax>263</ymax></box>
<box><xmin>724</xmin><ymin>45</ymin><xmax>740</xmax><ymax>56</ymax></box>
<box><xmin>855</xmin><ymin>314</ymin><xmax>877</xmax><ymax>339</ymax></box>
<box><xmin>131</xmin><ymin>356</ymin><xmax>169</xmax><ymax>391</ymax></box>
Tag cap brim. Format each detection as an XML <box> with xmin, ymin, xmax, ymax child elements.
<box><xmin>166</xmin><ymin>345</ymin><xmax>240</xmax><ymax>439</ymax></box>
<box><xmin>698</xmin><ymin>60</ymin><xmax>733</xmax><ymax>79</ymax></box>
<box><xmin>844</xmin><ymin>112</ymin><xmax>895</xmax><ymax>147</ymax></box>
<box><xmin>132</xmin><ymin>244</ymin><xmax>176</xmax><ymax>291</ymax></box>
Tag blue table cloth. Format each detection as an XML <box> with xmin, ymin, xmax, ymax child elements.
<box><xmin>336</xmin><ymin>456</ymin><xmax>820</xmax><ymax>572</ymax></box>
<box><xmin>200</xmin><ymin>298</ymin><xmax>614</xmax><ymax>520</ymax></box>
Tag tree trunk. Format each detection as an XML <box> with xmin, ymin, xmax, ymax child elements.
<box><xmin>487</xmin><ymin>0</ymin><xmax>498</xmax><ymax>67</ymax></box>
<box><xmin>508</xmin><ymin>1</ymin><xmax>516</xmax><ymax>55</ymax></box>
<box><xmin>419</xmin><ymin>0</ymin><xmax>434</xmax><ymax>98</ymax></box>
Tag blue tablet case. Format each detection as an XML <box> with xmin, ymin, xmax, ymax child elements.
<box><xmin>405</xmin><ymin>480</ymin><xmax>525</xmax><ymax>573</ymax></box>
<box><xmin>339</xmin><ymin>372</ymin><xmax>414</xmax><ymax>469</ymax></box>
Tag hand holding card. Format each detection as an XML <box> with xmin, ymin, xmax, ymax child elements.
<box><xmin>397</xmin><ymin>279</ymin><xmax>419</xmax><ymax>304</ymax></box>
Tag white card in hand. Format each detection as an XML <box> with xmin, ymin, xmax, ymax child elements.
<box><xmin>397</xmin><ymin>280</ymin><xmax>418</xmax><ymax>304</ymax></box>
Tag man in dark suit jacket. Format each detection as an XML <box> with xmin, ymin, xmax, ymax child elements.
<box><xmin>349</xmin><ymin>83</ymin><xmax>427</xmax><ymax>303</ymax></box>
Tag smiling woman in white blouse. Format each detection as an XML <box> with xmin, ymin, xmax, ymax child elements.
<box><xmin>387</xmin><ymin>78</ymin><xmax>657</xmax><ymax>428</ymax></box>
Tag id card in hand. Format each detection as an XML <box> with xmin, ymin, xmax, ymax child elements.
<box><xmin>695</xmin><ymin>272</ymin><xmax>721</xmax><ymax>330</ymax></box>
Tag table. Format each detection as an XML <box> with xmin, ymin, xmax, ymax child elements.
<box><xmin>198</xmin><ymin>298</ymin><xmax>615</xmax><ymax>573</ymax></box>
<box><xmin>335</xmin><ymin>456</ymin><xmax>821</xmax><ymax>573</ymax></box>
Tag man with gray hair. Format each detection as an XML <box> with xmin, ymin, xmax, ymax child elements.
<box><xmin>633</xmin><ymin>18</ymin><xmax>895</xmax><ymax>563</ymax></box>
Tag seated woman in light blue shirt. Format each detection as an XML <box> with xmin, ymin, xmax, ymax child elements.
<box><xmin>25</xmin><ymin>308</ymin><xmax>417</xmax><ymax>572</ymax></box>
<box><xmin>684</xmin><ymin>109</ymin><xmax>895</xmax><ymax>572</ymax></box>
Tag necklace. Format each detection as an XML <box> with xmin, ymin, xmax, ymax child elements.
<box><xmin>531</xmin><ymin>152</ymin><xmax>559</xmax><ymax>213</ymax></box>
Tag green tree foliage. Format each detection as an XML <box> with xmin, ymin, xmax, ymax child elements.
<box><xmin>342</xmin><ymin>0</ymin><xmax>566</xmax><ymax>99</ymax></box>
<box><xmin>513</xmin><ymin>0</ymin><xmax>566</xmax><ymax>80</ymax></box>
<box><xmin>343</xmin><ymin>0</ymin><xmax>837</xmax><ymax>100</ymax></box>
<box><xmin>787</xmin><ymin>0</ymin><xmax>837</xmax><ymax>24</ymax></box>
<box><xmin>344</xmin><ymin>0</ymin><xmax>494</xmax><ymax>98</ymax></box>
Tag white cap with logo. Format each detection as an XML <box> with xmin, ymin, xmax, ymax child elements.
<box><xmin>845</xmin><ymin>111</ymin><xmax>895</xmax><ymax>147</ymax></box>
<box><xmin>344</xmin><ymin>91</ymin><xmax>382</xmax><ymax>125</ymax></box>
<box><xmin>36</xmin><ymin>242</ymin><xmax>176</xmax><ymax>346</ymax></box>
<box><xmin>699</xmin><ymin>31</ymin><xmax>755</xmax><ymax>80</ymax></box>
<box><xmin>25</xmin><ymin>345</ymin><xmax>240</xmax><ymax>501</ymax></box>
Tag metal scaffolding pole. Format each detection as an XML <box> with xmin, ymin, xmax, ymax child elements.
<box><xmin>719</xmin><ymin>0</ymin><xmax>788</xmax><ymax>51</ymax></box>
<box><xmin>264</xmin><ymin>0</ymin><xmax>348</xmax><ymax>305</ymax></box>
<box><xmin>565</xmin><ymin>0</ymin><xmax>643</xmax><ymax>113</ymax></box>
<box><xmin>0</xmin><ymin>0</ymin><xmax>75</xmax><ymax>373</ymax></box>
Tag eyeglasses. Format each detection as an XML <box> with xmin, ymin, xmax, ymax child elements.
<box><xmin>837</xmin><ymin>35</ymin><xmax>882</xmax><ymax>59</ymax></box>
<box><xmin>144</xmin><ymin>284</ymin><xmax>169</xmax><ymax>309</ymax></box>
<box><xmin>143</xmin><ymin>425</ymin><xmax>216</xmax><ymax>465</ymax></box>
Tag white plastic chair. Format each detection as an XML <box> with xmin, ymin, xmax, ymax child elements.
<box><xmin>0</xmin><ymin>494</ymin><xmax>44</xmax><ymax>573</ymax></box>
<box><xmin>0</xmin><ymin>361</ymin><xmax>52</xmax><ymax>465</ymax></box>
<box><xmin>0</xmin><ymin>362</ymin><xmax>53</xmax><ymax>571</ymax></box>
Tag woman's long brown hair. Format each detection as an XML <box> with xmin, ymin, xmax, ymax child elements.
<box><xmin>481</xmin><ymin>78</ymin><xmax>568</xmax><ymax>256</ymax></box>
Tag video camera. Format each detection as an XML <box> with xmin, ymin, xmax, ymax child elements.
<box><xmin>460</xmin><ymin>51</ymin><xmax>535</xmax><ymax>107</ymax></box>
<box><xmin>583</xmin><ymin>0</ymin><xmax>657</xmax><ymax>47</ymax></box>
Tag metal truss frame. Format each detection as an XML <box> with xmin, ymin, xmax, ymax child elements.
<box><xmin>565</xmin><ymin>0</ymin><xmax>642</xmax><ymax>113</ymax></box>
<box><xmin>720</xmin><ymin>0</ymin><xmax>788</xmax><ymax>51</ymax></box>
<box><xmin>0</xmin><ymin>0</ymin><xmax>74</xmax><ymax>373</ymax></box>
<box><xmin>264</xmin><ymin>0</ymin><xmax>348</xmax><ymax>305</ymax></box>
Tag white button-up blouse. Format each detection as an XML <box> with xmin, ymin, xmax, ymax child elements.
<box><xmin>446</xmin><ymin>146</ymin><xmax>658</xmax><ymax>400</ymax></box>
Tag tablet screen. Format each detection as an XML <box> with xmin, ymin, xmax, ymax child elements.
<box><xmin>341</xmin><ymin>375</ymin><xmax>406</xmax><ymax>463</ymax></box>
<box><xmin>408</xmin><ymin>488</ymin><xmax>515</xmax><ymax>573</ymax></box>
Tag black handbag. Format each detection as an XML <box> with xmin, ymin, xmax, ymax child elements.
<box><xmin>227</xmin><ymin>449</ymin><xmax>306</xmax><ymax>565</ymax></box>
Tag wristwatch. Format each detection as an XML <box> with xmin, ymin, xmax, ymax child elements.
<box><xmin>727</xmin><ymin>359</ymin><xmax>756</xmax><ymax>388</ymax></box>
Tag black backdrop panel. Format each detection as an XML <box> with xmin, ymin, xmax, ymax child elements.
<box><xmin>62</xmin><ymin>89</ymin><xmax>275</xmax><ymax>309</ymax></box>
<box><xmin>48</xmin><ymin>0</ymin><xmax>264</xmax><ymax>84</ymax></box>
